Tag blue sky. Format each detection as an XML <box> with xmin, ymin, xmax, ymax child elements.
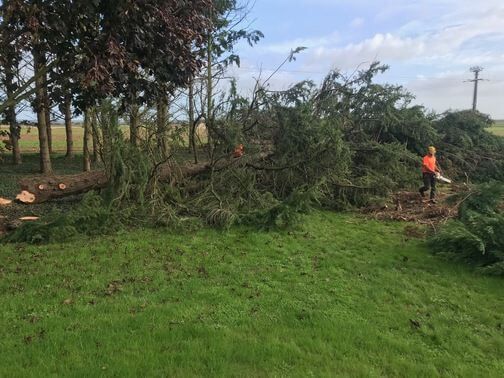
<box><xmin>230</xmin><ymin>0</ymin><xmax>504</xmax><ymax>118</ymax></box>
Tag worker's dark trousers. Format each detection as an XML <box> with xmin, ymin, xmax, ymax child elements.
<box><xmin>420</xmin><ymin>173</ymin><xmax>437</xmax><ymax>199</ymax></box>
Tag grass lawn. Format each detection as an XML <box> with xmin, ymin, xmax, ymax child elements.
<box><xmin>0</xmin><ymin>212</ymin><xmax>503</xmax><ymax>376</ymax></box>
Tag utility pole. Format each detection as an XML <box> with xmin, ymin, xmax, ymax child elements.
<box><xmin>468</xmin><ymin>66</ymin><xmax>485</xmax><ymax>112</ymax></box>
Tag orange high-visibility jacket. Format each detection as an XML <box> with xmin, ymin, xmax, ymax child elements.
<box><xmin>422</xmin><ymin>155</ymin><xmax>437</xmax><ymax>174</ymax></box>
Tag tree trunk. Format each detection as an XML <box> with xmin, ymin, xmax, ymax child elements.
<box><xmin>45</xmin><ymin>102</ymin><xmax>52</xmax><ymax>154</ymax></box>
<box><xmin>32</xmin><ymin>45</ymin><xmax>52</xmax><ymax>174</ymax></box>
<box><xmin>64</xmin><ymin>91</ymin><xmax>73</xmax><ymax>158</ymax></box>
<box><xmin>16</xmin><ymin>162</ymin><xmax>207</xmax><ymax>204</ymax></box>
<box><xmin>206</xmin><ymin>30</ymin><xmax>214</xmax><ymax>159</ymax></box>
<box><xmin>43</xmin><ymin>75</ymin><xmax>52</xmax><ymax>154</ymax></box>
<box><xmin>4</xmin><ymin>64</ymin><xmax>21</xmax><ymax>165</ymax></box>
<box><xmin>156</xmin><ymin>94</ymin><xmax>169</xmax><ymax>158</ymax></box>
<box><xmin>17</xmin><ymin>171</ymin><xmax>109</xmax><ymax>204</ymax></box>
<box><xmin>8</xmin><ymin>109</ymin><xmax>21</xmax><ymax>165</ymax></box>
<box><xmin>83</xmin><ymin>110</ymin><xmax>91</xmax><ymax>172</ymax></box>
<box><xmin>15</xmin><ymin>152</ymin><xmax>272</xmax><ymax>204</ymax></box>
<box><xmin>188</xmin><ymin>81</ymin><xmax>198</xmax><ymax>164</ymax></box>
<box><xmin>130</xmin><ymin>94</ymin><xmax>139</xmax><ymax>147</ymax></box>
<box><xmin>91</xmin><ymin>110</ymin><xmax>100</xmax><ymax>162</ymax></box>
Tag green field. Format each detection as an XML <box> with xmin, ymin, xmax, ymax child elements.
<box><xmin>1</xmin><ymin>124</ymin><xmax>90</xmax><ymax>153</ymax></box>
<box><xmin>0</xmin><ymin>212</ymin><xmax>503</xmax><ymax>376</ymax></box>
<box><xmin>489</xmin><ymin>120</ymin><xmax>504</xmax><ymax>137</ymax></box>
<box><xmin>2</xmin><ymin>119</ymin><xmax>503</xmax><ymax>156</ymax></box>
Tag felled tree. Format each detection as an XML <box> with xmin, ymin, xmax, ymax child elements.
<box><xmin>436</xmin><ymin>111</ymin><xmax>504</xmax><ymax>181</ymax></box>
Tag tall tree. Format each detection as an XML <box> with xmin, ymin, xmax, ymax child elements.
<box><xmin>0</xmin><ymin>3</ymin><xmax>23</xmax><ymax>164</ymax></box>
<box><xmin>199</xmin><ymin>0</ymin><xmax>263</xmax><ymax>157</ymax></box>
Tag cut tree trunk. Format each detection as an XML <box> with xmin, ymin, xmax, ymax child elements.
<box><xmin>15</xmin><ymin>146</ymin><xmax>272</xmax><ymax>204</ymax></box>
<box><xmin>15</xmin><ymin>162</ymin><xmax>206</xmax><ymax>204</ymax></box>
<box><xmin>0</xmin><ymin>198</ymin><xmax>13</xmax><ymax>206</ymax></box>
<box><xmin>17</xmin><ymin>170</ymin><xmax>109</xmax><ymax>204</ymax></box>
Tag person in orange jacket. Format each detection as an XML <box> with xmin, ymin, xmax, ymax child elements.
<box><xmin>419</xmin><ymin>146</ymin><xmax>440</xmax><ymax>203</ymax></box>
<box><xmin>233</xmin><ymin>144</ymin><xmax>244</xmax><ymax>158</ymax></box>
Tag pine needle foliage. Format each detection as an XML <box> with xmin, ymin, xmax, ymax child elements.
<box><xmin>430</xmin><ymin>182</ymin><xmax>504</xmax><ymax>275</ymax></box>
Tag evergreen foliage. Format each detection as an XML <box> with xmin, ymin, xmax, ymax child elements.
<box><xmin>430</xmin><ymin>182</ymin><xmax>504</xmax><ymax>275</ymax></box>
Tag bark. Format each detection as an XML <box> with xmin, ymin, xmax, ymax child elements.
<box><xmin>44</xmin><ymin>84</ymin><xmax>52</xmax><ymax>154</ymax></box>
<box><xmin>32</xmin><ymin>45</ymin><xmax>52</xmax><ymax>174</ymax></box>
<box><xmin>83</xmin><ymin>110</ymin><xmax>91</xmax><ymax>172</ymax></box>
<box><xmin>206</xmin><ymin>31</ymin><xmax>214</xmax><ymax>159</ymax></box>
<box><xmin>17</xmin><ymin>170</ymin><xmax>109</xmax><ymax>204</ymax></box>
<box><xmin>5</xmin><ymin>64</ymin><xmax>21</xmax><ymax>165</ymax></box>
<box><xmin>156</xmin><ymin>94</ymin><xmax>168</xmax><ymax>158</ymax></box>
<box><xmin>3</xmin><ymin>60</ymin><xmax>22</xmax><ymax>164</ymax></box>
<box><xmin>130</xmin><ymin>94</ymin><xmax>139</xmax><ymax>147</ymax></box>
<box><xmin>8</xmin><ymin>109</ymin><xmax>21</xmax><ymax>165</ymax></box>
<box><xmin>188</xmin><ymin>81</ymin><xmax>198</xmax><ymax>164</ymax></box>
<box><xmin>64</xmin><ymin>91</ymin><xmax>74</xmax><ymax>158</ymax></box>
<box><xmin>91</xmin><ymin>110</ymin><xmax>100</xmax><ymax>162</ymax></box>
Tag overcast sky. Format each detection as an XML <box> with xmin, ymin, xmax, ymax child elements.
<box><xmin>230</xmin><ymin>0</ymin><xmax>504</xmax><ymax>119</ymax></box>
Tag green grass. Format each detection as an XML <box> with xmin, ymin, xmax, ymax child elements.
<box><xmin>489</xmin><ymin>120</ymin><xmax>504</xmax><ymax>137</ymax></box>
<box><xmin>1</xmin><ymin>212</ymin><xmax>503</xmax><ymax>376</ymax></box>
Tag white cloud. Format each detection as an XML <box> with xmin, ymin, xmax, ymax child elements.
<box><xmin>350</xmin><ymin>17</ymin><xmax>365</xmax><ymax>28</ymax></box>
<box><xmin>236</xmin><ymin>0</ymin><xmax>504</xmax><ymax>117</ymax></box>
<box><xmin>260</xmin><ymin>32</ymin><xmax>340</xmax><ymax>54</ymax></box>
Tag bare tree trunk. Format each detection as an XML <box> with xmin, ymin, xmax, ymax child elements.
<box><xmin>130</xmin><ymin>93</ymin><xmax>139</xmax><ymax>147</ymax></box>
<box><xmin>8</xmin><ymin>110</ymin><xmax>21</xmax><ymax>165</ymax></box>
<box><xmin>43</xmin><ymin>75</ymin><xmax>52</xmax><ymax>154</ymax></box>
<box><xmin>33</xmin><ymin>45</ymin><xmax>52</xmax><ymax>174</ymax></box>
<box><xmin>188</xmin><ymin>81</ymin><xmax>198</xmax><ymax>164</ymax></box>
<box><xmin>64</xmin><ymin>91</ymin><xmax>73</xmax><ymax>158</ymax></box>
<box><xmin>156</xmin><ymin>94</ymin><xmax>169</xmax><ymax>158</ymax></box>
<box><xmin>4</xmin><ymin>64</ymin><xmax>21</xmax><ymax>165</ymax></box>
<box><xmin>206</xmin><ymin>31</ymin><xmax>214</xmax><ymax>160</ymax></box>
<box><xmin>83</xmin><ymin>110</ymin><xmax>91</xmax><ymax>172</ymax></box>
<box><xmin>92</xmin><ymin>110</ymin><xmax>100</xmax><ymax>162</ymax></box>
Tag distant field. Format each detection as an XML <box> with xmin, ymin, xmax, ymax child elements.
<box><xmin>1</xmin><ymin>124</ymin><xmax>202</xmax><ymax>153</ymax></box>
<box><xmin>2</xmin><ymin>120</ymin><xmax>502</xmax><ymax>154</ymax></box>
<box><xmin>1</xmin><ymin>125</ymin><xmax>85</xmax><ymax>153</ymax></box>
<box><xmin>489</xmin><ymin>120</ymin><xmax>504</xmax><ymax>136</ymax></box>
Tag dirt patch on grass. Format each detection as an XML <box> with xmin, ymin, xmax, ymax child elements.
<box><xmin>365</xmin><ymin>186</ymin><xmax>464</xmax><ymax>227</ymax></box>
